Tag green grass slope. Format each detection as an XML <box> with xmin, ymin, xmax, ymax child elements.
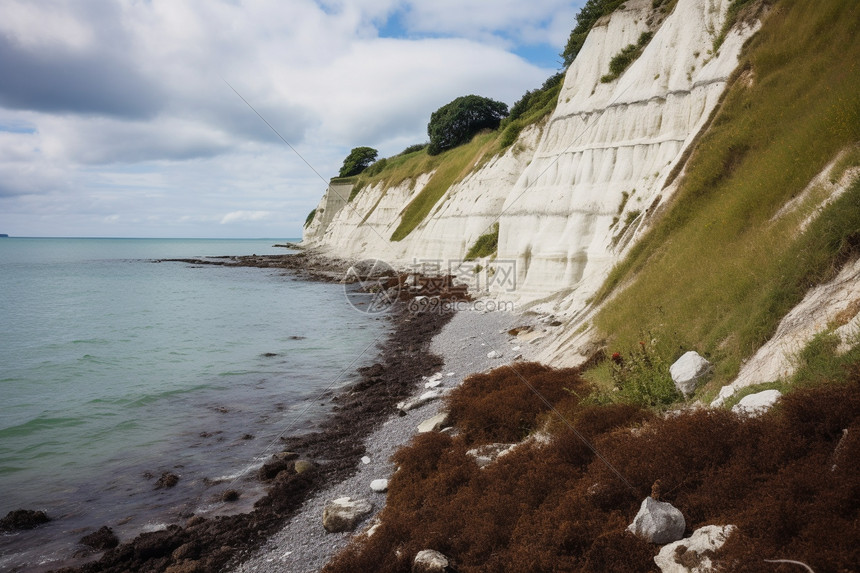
<box><xmin>592</xmin><ymin>0</ymin><xmax>860</xmax><ymax>397</ymax></box>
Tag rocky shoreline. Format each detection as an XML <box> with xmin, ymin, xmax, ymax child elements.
<box><xmin>231</xmin><ymin>305</ymin><xmax>544</xmax><ymax>573</ymax></box>
<box><xmin>156</xmin><ymin>244</ymin><xmax>354</xmax><ymax>284</ymax></box>
<box><xmin>31</xmin><ymin>251</ymin><xmax>457</xmax><ymax>573</ymax></box>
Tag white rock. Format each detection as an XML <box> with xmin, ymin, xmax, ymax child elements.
<box><xmin>654</xmin><ymin>525</ymin><xmax>736</xmax><ymax>573</ymax></box>
<box><xmin>424</xmin><ymin>378</ymin><xmax>443</xmax><ymax>389</ymax></box>
<box><xmin>628</xmin><ymin>497</ymin><xmax>686</xmax><ymax>545</ymax></box>
<box><xmin>732</xmin><ymin>389</ymin><xmax>782</xmax><ymax>416</ymax></box>
<box><xmin>412</xmin><ymin>549</ymin><xmax>449</xmax><ymax>573</ymax></box>
<box><xmin>446</xmin><ymin>372</ymin><xmax>455</xmax><ymax>377</ymax></box>
<box><xmin>711</xmin><ymin>385</ymin><xmax>737</xmax><ymax>408</ymax></box>
<box><xmin>370</xmin><ymin>479</ymin><xmax>389</xmax><ymax>493</ymax></box>
<box><xmin>365</xmin><ymin>520</ymin><xmax>381</xmax><ymax>538</ymax></box>
<box><xmin>397</xmin><ymin>389</ymin><xmax>444</xmax><ymax>412</ymax></box>
<box><xmin>670</xmin><ymin>351</ymin><xmax>713</xmax><ymax>396</ymax></box>
<box><xmin>361</xmin><ymin>456</ymin><xmax>371</xmax><ymax>465</ymax></box>
<box><xmin>417</xmin><ymin>412</ymin><xmax>449</xmax><ymax>433</ymax></box>
<box><xmin>487</xmin><ymin>350</ymin><xmax>502</xmax><ymax>359</ymax></box>
<box><xmin>322</xmin><ymin>497</ymin><xmax>374</xmax><ymax>533</ymax></box>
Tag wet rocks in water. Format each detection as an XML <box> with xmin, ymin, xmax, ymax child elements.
<box><xmin>171</xmin><ymin>540</ymin><xmax>201</xmax><ymax>561</ymax></box>
<box><xmin>258</xmin><ymin>457</ymin><xmax>292</xmax><ymax>481</ymax></box>
<box><xmin>155</xmin><ymin>471</ymin><xmax>180</xmax><ymax>489</ymax></box>
<box><xmin>258</xmin><ymin>455</ymin><xmax>314</xmax><ymax>481</ymax></box>
<box><xmin>293</xmin><ymin>460</ymin><xmax>315</xmax><ymax>474</ymax></box>
<box><xmin>80</xmin><ymin>526</ymin><xmax>120</xmax><ymax>550</ymax></box>
<box><xmin>413</xmin><ymin>549</ymin><xmax>451</xmax><ymax>573</ymax></box>
<box><xmin>322</xmin><ymin>497</ymin><xmax>374</xmax><ymax>533</ymax></box>
<box><xmin>221</xmin><ymin>490</ymin><xmax>240</xmax><ymax>502</ymax></box>
<box><xmin>0</xmin><ymin>509</ymin><xmax>50</xmax><ymax>532</ymax></box>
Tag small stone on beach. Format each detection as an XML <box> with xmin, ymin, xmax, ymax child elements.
<box><xmin>322</xmin><ymin>497</ymin><xmax>374</xmax><ymax>533</ymax></box>
<box><xmin>417</xmin><ymin>412</ymin><xmax>449</xmax><ymax>433</ymax></box>
<box><xmin>370</xmin><ymin>479</ymin><xmax>389</xmax><ymax>493</ymax></box>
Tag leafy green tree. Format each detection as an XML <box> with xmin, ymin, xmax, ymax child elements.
<box><xmin>561</xmin><ymin>0</ymin><xmax>626</xmax><ymax>67</ymax></box>
<box><xmin>338</xmin><ymin>146</ymin><xmax>378</xmax><ymax>177</ymax></box>
<box><xmin>508</xmin><ymin>72</ymin><xmax>564</xmax><ymax>121</ymax></box>
<box><xmin>427</xmin><ymin>95</ymin><xmax>509</xmax><ymax>155</ymax></box>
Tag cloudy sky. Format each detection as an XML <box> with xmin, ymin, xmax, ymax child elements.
<box><xmin>0</xmin><ymin>0</ymin><xmax>580</xmax><ymax>238</ymax></box>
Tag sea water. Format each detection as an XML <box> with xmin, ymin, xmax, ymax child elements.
<box><xmin>0</xmin><ymin>238</ymin><xmax>389</xmax><ymax>570</ymax></box>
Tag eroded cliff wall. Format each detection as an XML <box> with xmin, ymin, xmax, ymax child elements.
<box><xmin>304</xmin><ymin>0</ymin><xmax>758</xmax><ymax>311</ymax></box>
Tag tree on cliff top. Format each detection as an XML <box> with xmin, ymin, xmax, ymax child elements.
<box><xmin>338</xmin><ymin>146</ymin><xmax>378</xmax><ymax>178</ymax></box>
<box><xmin>427</xmin><ymin>95</ymin><xmax>508</xmax><ymax>156</ymax></box>
<box><xmin>561</xmin><ymin>0</ymin><xmax>627</xmax><ymax>67</ymax></box>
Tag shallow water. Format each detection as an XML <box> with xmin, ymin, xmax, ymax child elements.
<box><xmin>0</xmin><ymin>238</ymin><xmax>389</xmax><ymax>570</ymax></box>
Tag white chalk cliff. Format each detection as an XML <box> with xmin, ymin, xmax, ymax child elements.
<box><xmin>304</xmin><ymin>0</ymin><xmax>763</xmax><ymax>363</ymax></box>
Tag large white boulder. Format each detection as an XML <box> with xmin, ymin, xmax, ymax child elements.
<box><xmin>413</xmin><ymin>549</ymin><xmax>449</xmax><ymax>573</ymax></box>
<box><xmin>322</xmin><ymin>497</ymin><xmax>374</xmax><ymax>533</ymax></box>
<box><xmin>670</xmin><ymin>352</ymin><xmax>713</xmax><ymax>396</ymax></box>
<box><xmin>417</xmin><ymin>412</ymin><xmax>449</xmax><ymax>433</ymax></box>
<box><xmin>654</xmin><ymin>524</ymin><xmax>736</xmax><ymax>572</ymax></box>
<box><xmin>731</xmin><ymin>389</ymin><xmax>782</xmax><ymax>416</ymax></box>
<box><xmin>628</xmin><ymin>497</ymin><xmax>686</xmax><ymax>545</ymax></box>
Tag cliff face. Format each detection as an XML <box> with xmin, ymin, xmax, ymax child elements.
<box><xmin>305</xmin><ymin>0</ymin><xmax>860</xmax><ymax>389</ymax></box>
<box><xmin>498</xmin><ymin>0</ymin><xmax>756</xmax><ymax>309</ymax></box>
<box><xmin>304</xmin><ymin>0</ymin><xmax>757</xmax><ymax>305</ymax></box>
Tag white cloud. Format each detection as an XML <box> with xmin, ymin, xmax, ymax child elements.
<box><xmin>0</xmin><ymin>0</ymin><xmax>581</xmax><ymax>237</ymax></box>
<box><xmin>220</xmin><ymin>210</ymin><xmax>273</xmax><ymax>224</ymax></box>
<box><xmin>0</xmin><ymin>0</ymin><xmax>95</xmax><ymax>51</ymax></box>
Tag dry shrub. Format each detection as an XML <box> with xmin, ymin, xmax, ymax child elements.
<box><xmin>446</xmin><ymin>362</ymin><xmax>587</xmax><ymax>444</ymax></box>
<box><xmin>326</xmin><ymin>369</ymin><xmax>860</xmax><ymax>573</ymax></box>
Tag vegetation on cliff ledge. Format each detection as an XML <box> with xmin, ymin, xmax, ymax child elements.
<box><xmin>593</xmin><ymin>0</ymin><xmax>860</xmax><ymax>397</ymax></box>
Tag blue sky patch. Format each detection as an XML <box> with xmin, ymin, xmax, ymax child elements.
<box><xmin>0</xmin><ymin>121</ymin><xmax>36</xmax><ymax>134</ymax></box>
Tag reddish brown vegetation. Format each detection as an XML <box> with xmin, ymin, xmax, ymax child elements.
<box><xmin>446</xmin><ymin>362</ymin><xmax>588</xmax><ymax>445</ymax></box>
<box><xmin>324</xmin><ymin>365</ymin><xmax>860</xmax><ymax>573</ymax></box>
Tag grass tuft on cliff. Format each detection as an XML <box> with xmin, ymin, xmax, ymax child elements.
<box><xmin>464</xmin><ymin>222</ymin><xmax>499</xmax><ymax>261</ymax></box>
<box><xmin>592</xmin><ymin>0</ymin><xmax>860</xmax><ymax>394</ymax></box>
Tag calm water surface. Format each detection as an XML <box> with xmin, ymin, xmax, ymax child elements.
<box><xmin>0</xmin><ymin>238</ymin><xmax>389</xmax><ymax>570</ymax></box>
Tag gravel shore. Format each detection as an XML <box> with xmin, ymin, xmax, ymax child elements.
<box><xmin>231</xmin><ymin>306</ymin><xmax>552</xmax><ymax>573</ymax></box>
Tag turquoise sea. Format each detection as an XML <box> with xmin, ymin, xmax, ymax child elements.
<box><xmin>0</xmin><ymin>238</ymin><xmax>389</xmax><ymax>570</ymax></box>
